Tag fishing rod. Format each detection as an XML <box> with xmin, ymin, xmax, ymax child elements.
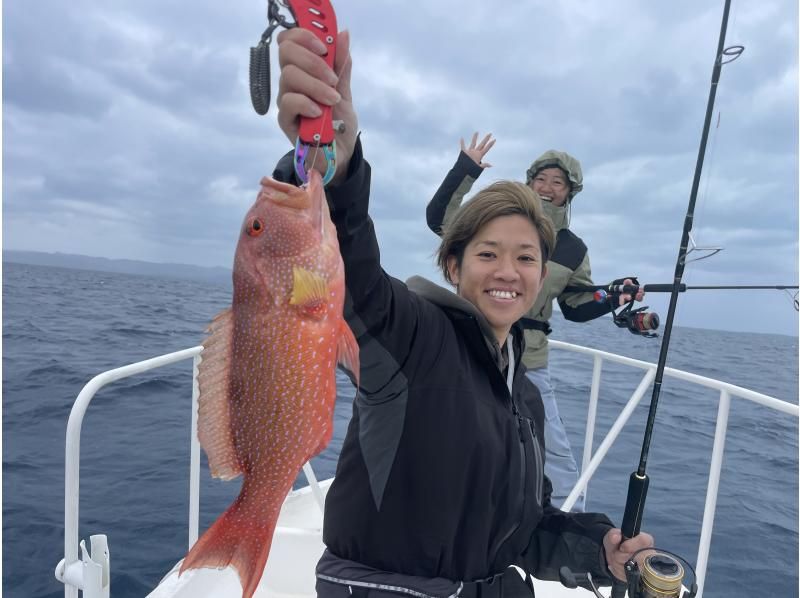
<box><xmin>610</xmin><ymin>1</ymin><xmax>740</xmax><ymax>596</ymax></box>
<box><xmin>562</xmin><ymin>0</ymin><xmax>740</xmax><ymax>598</ymax></box>
<box><xmin>565</xmin><ymin>283</ymin><xmax>799</xmax><ymax>293</ymax></box>
<box><xmin>566</xmin><ymin>283</ymin><xmax>800</xmax><ymax>314</ymax></box>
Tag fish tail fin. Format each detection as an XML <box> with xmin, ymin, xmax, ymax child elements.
<box><xmin>179</xmin><ymin>492</ymin><xmax>279</xmax><ymax>598</ymax></box>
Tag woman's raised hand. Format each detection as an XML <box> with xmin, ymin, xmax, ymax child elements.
<box><xmin>460</xmin><ymin>132</ymin><xmax>495</xmax><ymax>169</ymax></box>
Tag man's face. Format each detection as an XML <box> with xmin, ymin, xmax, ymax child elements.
<box><xmin>447</xmin><ymin>214</ymin><xmax>547</xmax><ymax>344</ymax></box>
<box><xmin>530</xmin><ymin>167</ymin><xmax>570</xmax><ymax>206</ymax></box>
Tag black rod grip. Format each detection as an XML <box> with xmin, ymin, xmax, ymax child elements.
<box><xmin>621</xmin><ymin>471</ymin><xmax>650</xmax><ymax>539</ymax></box>
<box><xmin>610</xmin><ymin>472</ymin><xmax>650</xmax><ymax>598</ymax></box>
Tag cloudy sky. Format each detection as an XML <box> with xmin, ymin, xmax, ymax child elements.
<box><xmin>4</xmin><ymin>0</ymin><xmax>798</xmax><ymax>336</ymax></box>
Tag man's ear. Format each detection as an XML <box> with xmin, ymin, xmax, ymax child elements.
<box><xmin>446</xmin><ymin>255</ymin><xmax>460</xmax><ymax>285</ymax></box>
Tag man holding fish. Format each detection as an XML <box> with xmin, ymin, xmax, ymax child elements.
<box><xmin>268</xmin><ymin>23</ymin><xmax>655</xmax><ymax>598</ymax></box>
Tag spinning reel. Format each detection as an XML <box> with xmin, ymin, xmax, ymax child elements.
<box><xmin>560</xmin><ymin>547</ymin><xmax>697</xmax><ymax>598</ymax></box>
<box><xmin>612</xmin><ymin>302</ymin><xmax>659</xmax><ymax>339</ymax></box>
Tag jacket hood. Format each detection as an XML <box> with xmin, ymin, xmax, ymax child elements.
<box><xmin>406</xmin><ymin>275</ymin><xmax>522</xmax><ymax>372</ymax></box>
<box><xmin>525</xmin><ymin>150</ymin><xmax>583</xmax><ymax>200</ymax></box>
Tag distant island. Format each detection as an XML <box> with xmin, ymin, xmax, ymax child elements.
<box><xmin>3</xmin><ymin>250</ymin><xmax>232</xmax><ymax>287</ymax></box>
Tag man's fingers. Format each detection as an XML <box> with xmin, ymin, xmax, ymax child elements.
<box><xmin>278</xmin><ymin>27</ymin><xmax>328</xmax><ymax>59</ymax></box>
<box><xmin>470</xmin><ymin>131</ymin><xmax>478</xmax><ymax>148</ymax></box>
<box><xmin>478</xmin><ymin>133</ymin><xmax>493</xmax><ymax>149</ymax></box>
<box><xmin>277</xmin><ymin>28</ymin><xmax>341</xmax><ymax>104</ymax></box>
<box><xmin>277</xmin><ymin>92</ymin><xmax>323</xmax><ymax>139</ymax></box>
<box><xmin>618</xmin><ymin>533</ymin><xmax>655</xmax><ymax>560</ymax></box>
<box><xmin>604</xmin><ymin>530</ymin><xmax>622</xmax><ymax>555</ymax></box>
<box><xmin>278</xmin><ymin>63</ymin><xmax>341</xmax><ymax>108</ymax></box>
<box><xmin>278</xmin><ymin>41</ymin><xmax>338</xmax><ymax>86</ymax></box>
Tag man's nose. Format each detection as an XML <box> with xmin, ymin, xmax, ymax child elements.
<box><xmin>494</xmin><ymin>256</ymin><xmax>519</xmax><ymax>280</ymax></box>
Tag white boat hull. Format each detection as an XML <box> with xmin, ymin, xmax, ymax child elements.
<box><xmin>148</xmin><ymin>479</ymin><xmax>597</xmax><ymax>598</ymax></box>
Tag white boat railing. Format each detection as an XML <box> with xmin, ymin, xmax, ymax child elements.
<box><xmin>55</xmin><ymin>341</ymin><xmax>799</xmax><ymax>598</ymax></box>
<box><xmin>55</xmin><ymin>346</ymin><xmax>204</xmax><ymax>598</ymax></box>
<box><xmin>551</xmin><ymin>339</ymin><xmax>799</xmax><ymax>598</ymax></box>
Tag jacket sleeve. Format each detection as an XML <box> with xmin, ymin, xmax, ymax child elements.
<box><xmin>558</xmin><ymin>253</ymin><xmax>615</xmax><ymax>322</ymax></box>
<box><xmin>425</xmin><ymin>151</ymin><xmax>485</xmax><ymax>236</ymax></box>
<box><xmin>522</xmin><ymin>478</ymin><xmax>615</xmax><ymax>586</ymax></box>
<box><xmin>273</xmin><ymin>139</ymin><xmax>420</xmax><ymax>397</ymax></box>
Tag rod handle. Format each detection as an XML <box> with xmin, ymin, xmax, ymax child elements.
<box><xmin>621</xmin><ymin>471</ymin><xmax>649</xmax><ymax>538</ymax></box>
<box><xmin>611</xmin><ymin>472</ymin><xmax>650</xmax><ymax>598</ymax></box>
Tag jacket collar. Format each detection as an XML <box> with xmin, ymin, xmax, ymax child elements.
<box><xmin>406</xmin><ymin>276</ymin><xmax>525</xmax><ymax>374</ymax></box>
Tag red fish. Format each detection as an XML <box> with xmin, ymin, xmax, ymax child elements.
<box><xmin>180</xmin><ymin>169</ymin><xmax>359</xmax><ymax>598</ymax></box>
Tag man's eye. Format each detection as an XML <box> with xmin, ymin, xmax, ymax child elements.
<box><xmin>478</xmin><ymin>252</ymin><xmax>495</xmax><ymax>259</ymax></box>
<box><xmin>519</xmin><ymin>255</ymin><xmax>536</xmax><ymax>263</ymax></box>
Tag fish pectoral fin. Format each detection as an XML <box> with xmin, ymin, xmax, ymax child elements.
<box><xmin>337</xmin><ymin>321</ymin><xmax>360</xmax><ymax>389</ymax></box>
<box><xmin>197</xmin><ymin>307</ymin><xmax>242</xmax><ymax>480</ymax></box>
<box><xmin>289</xmin><ymin>267</ymin><xmax>328</xmax><ymax>317</ymax></box>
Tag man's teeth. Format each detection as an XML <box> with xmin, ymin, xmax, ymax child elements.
<box><xmin>540</xmin><ymin>195</ymin><xmax>553</xmax><ymax>201</ymax></box>
<box><xmin>489</xmin><ymin>290</ymin><xmax>518</xmax><ymax>299</ymax></box>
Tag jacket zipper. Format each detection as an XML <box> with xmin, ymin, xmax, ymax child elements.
<box><xmin>525</xmin><ymin>418</ymin><xmax>543</xmax><ymax>506</ymax></box>
<box><xmin>487</xmin><ymin>398</ymin><xmax>529</xmax><ymax>565</ymax></box>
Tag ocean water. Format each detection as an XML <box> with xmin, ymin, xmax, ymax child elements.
<box><xmin>3</xmin><ymin>261</ymin><xmax>798</xmax><ymax>598</ymax></box>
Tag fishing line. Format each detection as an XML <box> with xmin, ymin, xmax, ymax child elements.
<box><xmin>305</xmin><ymin>122</ymin><xmax>325</xmax><ymax>185</ymax></box>
<box><xmin>690</xmin><ymin>110</ymin><xmax>720</xmax><ymax>269</ymax></box>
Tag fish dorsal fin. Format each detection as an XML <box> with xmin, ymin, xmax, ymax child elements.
<box><xmin>337</xmin><ymin>320</ymin><xmax>360</xmax><ymax>389</ymax></box>
<box><xmin>196</xmin><ymin>307</ymin><xmax>241</xmax><ymax>480</ymax></box>
<box><xmin>290</xmin><ymin>267</ymin><xmax>328</xmax><ymax>317</ymax></box>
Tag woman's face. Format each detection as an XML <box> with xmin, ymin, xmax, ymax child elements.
<box><xmin>530</xmin><ymin>167</ymin><xmax>570</xmax><ymax>206</ymax></box>
<box><xmin>447</xmin><ymin>214</ymin><xmax>547</xmax><ymax>345</ymax></box>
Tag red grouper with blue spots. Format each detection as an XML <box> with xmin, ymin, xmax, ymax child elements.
<box><xmin>179</xmin><ymin>169</ymin><xmax>360</xmax><ymax>598</ymax></box>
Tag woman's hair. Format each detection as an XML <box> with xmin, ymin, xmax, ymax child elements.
<box><xmin>436</xmin><ymin>181</ymin><xmax>556</xmax><ymax>284</ymax></box>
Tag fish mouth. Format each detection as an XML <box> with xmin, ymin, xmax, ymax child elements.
<box><xmin>259</xmin><ymin>177</ymin><xmax>311</xmax><ymax>210</ymax></box>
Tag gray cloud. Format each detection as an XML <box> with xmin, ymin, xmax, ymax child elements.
<box><xmin>4</xmin><ymin>0</ymin><xmax>798</xmax><ymax>335</ymax></box>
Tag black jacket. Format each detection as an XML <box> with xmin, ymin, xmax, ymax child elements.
<box><xmin>272</xmin><ymin>141</ymin><xmax>614</xmax><ymax>584</ymax></box>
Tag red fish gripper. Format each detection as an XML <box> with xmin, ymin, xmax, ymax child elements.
<box><xmin>287</xmin><ymin>0</ymin><xmax>338</xmax><ymax>185</ymax></box>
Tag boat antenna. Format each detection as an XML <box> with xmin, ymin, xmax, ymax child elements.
<box><xmin>611</xmin><ymin>2</ymin><xmax>744</xmax><ymax>597</ymax></box>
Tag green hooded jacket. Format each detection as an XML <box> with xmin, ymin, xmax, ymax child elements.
<box><xmin>426</xmin><ymin>151</ymin><xmax>614</xmax><ymax>369</ymax></box>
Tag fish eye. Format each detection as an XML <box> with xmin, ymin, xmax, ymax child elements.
<box><xmin>247</xmin><ymin>218</ymin><xmax>264</xmax><ymax>237</ymax></box>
